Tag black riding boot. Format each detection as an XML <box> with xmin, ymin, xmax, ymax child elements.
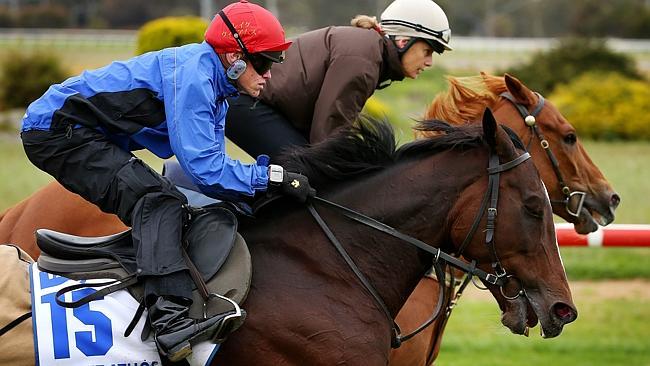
<box><xmin>148</xmin><ymin>296</ymin><xmax>244</xmax><ymax>362</ymax></box>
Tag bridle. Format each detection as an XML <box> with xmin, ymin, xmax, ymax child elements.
<box><xmin>307</xmin><ymin>144</ymin><xmax>531</xmax><ymax>348</ymax></box>
<box><xmin>500</xmin><ymin>92</ymin><xmax>586</xmax><ymax>218</ymax></box>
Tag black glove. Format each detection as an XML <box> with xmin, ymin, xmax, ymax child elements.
<box><xmin>268</xmin><ymin>164</ymin><xmax>314</xmax><ymax>202</ymax></box>
<box><xmin>280</xmin><ymin>171</ymin><xmax>314</xmax><ymax>202</ymax></box>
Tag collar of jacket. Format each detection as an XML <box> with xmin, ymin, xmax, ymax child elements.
<box><xmin>377</xmin><ymin>38</ymin><xmax>405</xmax><ymax>89</ymax></box>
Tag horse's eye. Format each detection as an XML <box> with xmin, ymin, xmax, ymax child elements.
<box><xmin>564</xmin><ymin>133</ymin><xmax>577</xmax><ymax>145</ymax></box>
<box><xmin>523</xmin><ymin>197</ymin><xmax>545</xmax><ymax>219</ymax></box>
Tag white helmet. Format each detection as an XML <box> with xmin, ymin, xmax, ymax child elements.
<box><xmin>380</xmin><ymin>0</ymin><xmax>452</xmax><ymax>52</ymax></box>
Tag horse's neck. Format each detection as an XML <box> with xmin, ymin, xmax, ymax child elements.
<box><xmin>329</xmin><ymin>156</ymin><xmax>479</xmax><ymax>314</ymax></box>
<box><xmin>246</xmin><ymin>152</ymin><xmax>482</xmax><ymax>317</ymax></box>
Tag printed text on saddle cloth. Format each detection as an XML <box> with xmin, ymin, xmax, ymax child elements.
<box><xmin>30</xmin><ymin>263</ymin><xmax>219</xmax><ymax>366</ymax></box>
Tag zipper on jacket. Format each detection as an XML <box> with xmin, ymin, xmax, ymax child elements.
<box><xmin>65</xmin><ymin>124</ymin><xmax>73</xmax><ymax>139</ymax></box>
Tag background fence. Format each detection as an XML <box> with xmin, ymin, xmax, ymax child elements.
<box><xmin>1</xmin><ymin>29</ymin><xmax>649</xmax><ymax>71</ymax></box>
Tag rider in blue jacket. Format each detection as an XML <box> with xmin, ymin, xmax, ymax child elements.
<box><xmin>21</xmin><ymin>0</ymin><xmax>311</xmax><ymax>361</ymax></box>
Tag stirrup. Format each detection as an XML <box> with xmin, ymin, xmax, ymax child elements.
<box><xmin>202</xmin><ymin>293</ymin><xmax>245</xmax><ymax>343</ymax></box>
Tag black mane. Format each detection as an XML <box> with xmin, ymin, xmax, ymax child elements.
<box><xmin>276</xmin><ymin>115</ymin><xmax>492</xmax><ymax>189</ymax></box>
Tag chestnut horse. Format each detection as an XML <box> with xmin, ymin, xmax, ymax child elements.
<box><xmin>2</xmin><ymin>113</ymin><xmax>576</xmax><ymax>365</ymax></box>
<box><xmin>389</xmin><ymin>73</ymin><xmax>619</xmax><ymax>365</ymax></box>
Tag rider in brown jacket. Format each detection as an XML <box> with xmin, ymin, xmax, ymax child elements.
<box><xmin>226</xmin><ymin>0</ymin><xmax>453</xmax><ymax>160</ymax></box>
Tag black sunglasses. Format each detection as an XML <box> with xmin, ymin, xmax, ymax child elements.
<box><xmin>248</xmin><ymin>51</ymin><xmax>285</xmax><ymax>75</ymax></box>
<box><xmin>247</xmin><ymin>53</ymin><xmax>277</xmax><ymax>76</ymax></box>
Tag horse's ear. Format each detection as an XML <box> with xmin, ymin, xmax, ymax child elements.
<box><xmin>504</xmin><ymin>73</ymin><xmax>536</xmax><ymax>106</ymax></box>
<box><xmin>482</xmin><ymin>107</ymin><xmax>497</xmax><ymax>149</ymax></box>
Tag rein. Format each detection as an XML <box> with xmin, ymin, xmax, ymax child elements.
<box><xmin>500</xmin><ymin>92</ymin><xmax>586</xmax><ymax>218</ymax></box>
<box><xmin>307</xmin><ymin>149</ymin><xmax>531</xmax><ymax>348</ymax></box>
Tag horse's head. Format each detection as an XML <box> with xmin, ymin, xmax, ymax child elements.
<box><xmin>422</xmin><ymin>73</ymin><xmax>620</xmax><ymax>234</ymax></box>
<box><xmin>443</xmin><ymin>109</ymin><xmax>577</xmax><ymax>338</ymax></box>
<box><xmin>495</xmin><ymin>73</ymin><xmax>619</xmax><ymax>233</ymax></box>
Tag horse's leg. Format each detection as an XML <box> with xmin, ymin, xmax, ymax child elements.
<box><xmin>0</xmin><ymin>182</ymin><xmax>127</xmax><ymax>259</ymax></box>
<box><xmin>0</xmin><ymin>245</ymin><xmax>35</xmax><ymax>365</ymax></box>
<box><xmin>389</xmin><ymin>277</ymin><xmax>442</xmax><ymax>366</ymax></box>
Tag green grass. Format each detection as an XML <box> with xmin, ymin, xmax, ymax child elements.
<box><xmin>579</xmin><ymin>140</ymin><xmax>650</xmax><ymax>224</ymax></box>
<box><xmin>436</xmin><ymin>295</ymin><xmax>650</xmax><ymax>366</ymax></box>
<box><xmin>0</xmin><ymin>136</ymin><xmax>53</xmax><ymax>208</ymax></box>
<box><xmin>561</xmin><ymin>247</ymin><xmax>650</xmax><ymax>280</ymax></box>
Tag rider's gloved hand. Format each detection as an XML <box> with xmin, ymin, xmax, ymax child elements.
<box><xmin>268</xmin><ymin>164</ymin><xmax>315</xmax><ymax>202</ymax></box>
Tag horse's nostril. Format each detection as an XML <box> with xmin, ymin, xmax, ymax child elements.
<box><xmin>552</xmin><ymin>302</ymin><xmax>577</xmax><ymax>323</ymax></box>
<box><xmin>610</xmin><ymin>193</ymin><xmax>621</xmax><ymax>208</ymax></box>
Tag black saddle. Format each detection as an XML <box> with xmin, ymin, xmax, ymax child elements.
<box><xmin>37</xmin><ymin>204</ymin><xmax>237</xmax><ymax>284</ymax></box>
<box><xmin>37</xmin><ymin>210</ymin><xmax>252</xmax><ymax>323</ymax></box>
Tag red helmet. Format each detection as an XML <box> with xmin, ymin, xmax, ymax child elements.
<box><xmin>205</xmin><ymin>0</ymin><xmax>292</xmax><ymax>55</ymax></box>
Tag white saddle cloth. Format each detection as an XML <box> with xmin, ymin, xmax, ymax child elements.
<box><xmin>30</xmin><ymin>263</ymin><xmax>219</xmax><ymax>366</ymax></box>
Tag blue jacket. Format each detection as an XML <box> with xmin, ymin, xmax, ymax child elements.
<box><xmin>22</xmin><ymin>42</ymin><xmax>269</xmax><ymax>198</ymax></box>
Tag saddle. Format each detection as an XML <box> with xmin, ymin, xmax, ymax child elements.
<box><xmin>37</xmin><ymin>161</ymin><xmax>253</xmax><ymax>321</ymax></box>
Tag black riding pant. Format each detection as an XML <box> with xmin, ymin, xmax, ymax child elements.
<box><xmin>225</xmin><ymin>94</ymin><xmax>309</xmax><ymax>162</ymax></box>
<box><xmin>21</xmin><ymin>127</ymin><xmax>193</xmax><ymax>299</ymax></box>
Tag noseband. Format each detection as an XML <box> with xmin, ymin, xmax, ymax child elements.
<box><xmin>500</xmin><ymin>92</ymin><xmax>586</xmax><ymax>218</ymax></box>
<box><xmin>307</xmin><ymin>147</ymin><xmax>531</xmax><ymax>348</ymax></box>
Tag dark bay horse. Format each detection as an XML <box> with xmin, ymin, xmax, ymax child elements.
<box><xmin>0</xmin><ymin>73</ymin><xmax>602</xmax><ymax>365</ymax></box>
<box><xmin>390</xmin><ymin>73</ymin><xmax>619</xmax><ymax>365</ymax></box>
<box><xmin>2</xmin><ymin>112</ymin><xmax>577</xmax><ymax>365</ymax></box>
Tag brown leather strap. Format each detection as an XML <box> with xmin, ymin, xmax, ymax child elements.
<box><xmin>182</xmin><ymin>242</ymin><xmax>210</xmax><ymax>302</ymax></box>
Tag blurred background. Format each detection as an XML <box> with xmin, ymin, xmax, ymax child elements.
<box><xmin>0</xmin><ymin>1</ymin><xmax>649</xmax><ymax>365</ymax></box>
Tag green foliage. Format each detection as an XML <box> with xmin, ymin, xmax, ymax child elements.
<box><xmin>551</xmin><ymin>72</ymin><xmax>650</xmax><ymax>140</ymax></box>
<box><xmin>504</xmin><ymin>38</ymin><xmax>643</xmax><ymax>95</ymax></box>
<box><xmin>136</xmin><ymin>16</ymin><xmax>208</xmax><ymax>55</ymax></box>
<box><xmin>362</xmin><ymin>97</ymin><xmax>393</xmax><ymax>120</ymax></box>
<box><xmin>0</xmin><ymin>6</ymin><xmax>14</xmax><ymax>27</ymax></box>
<box><xmin>0</xmin><ymin>51</ymin><xmax>69</xmax><ymax>110</ymax></box>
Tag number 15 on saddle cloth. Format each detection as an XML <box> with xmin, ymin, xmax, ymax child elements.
<box><xmin>30</xmin><ymin>263</ymin><xmax>219</xmax><ymax>366</ymax></box>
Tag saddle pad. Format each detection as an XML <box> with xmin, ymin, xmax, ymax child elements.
<box><xmin>30</xmin><ymin>263</ymin><xmax>220</xmax><ymax>366</ymax></box>
<box><xmin>0</xmin><ymin>245</ymin><xmax>35</xmax><ymax>365</ymax></box>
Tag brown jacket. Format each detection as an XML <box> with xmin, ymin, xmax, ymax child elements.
<box><xmin>260</xmin><ymin>26</ymin><xmax>405</xmax><ymax>143</ymax></box>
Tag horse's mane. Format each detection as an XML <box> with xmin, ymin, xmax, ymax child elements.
<box><xmin>424</xmin><ymin>72</ymin><xmax>509</xmax><ymax>125</ymax></box>
<box><xmin>278</xmin><ymin>116</ymin><xmax>487</xmax><ymax>188</ymax></box>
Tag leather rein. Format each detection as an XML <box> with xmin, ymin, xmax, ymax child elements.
<box><xmin>500</xmin><ymin>92</ymin><xmax>586</xmax><ymax>218</ymax></box>
<box><xmin>307</xmin><ymin>148</ymin><xmax>531</xmax><ymax>348</ymax></box>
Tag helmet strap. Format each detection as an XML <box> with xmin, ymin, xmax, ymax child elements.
<box><xmin>389</xmin><ymin>36</ymin><xmax>418</xmax><ymax>58</ymax></box>
<box><xmin>218</xmin><ymin>10</ymin><xmax>253</xmax><ymax>59</ymax></box>
<box><xmin>389</xmin><ymin>35</ymin><xmax>445</xmax><ymax>56</ymax></box>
